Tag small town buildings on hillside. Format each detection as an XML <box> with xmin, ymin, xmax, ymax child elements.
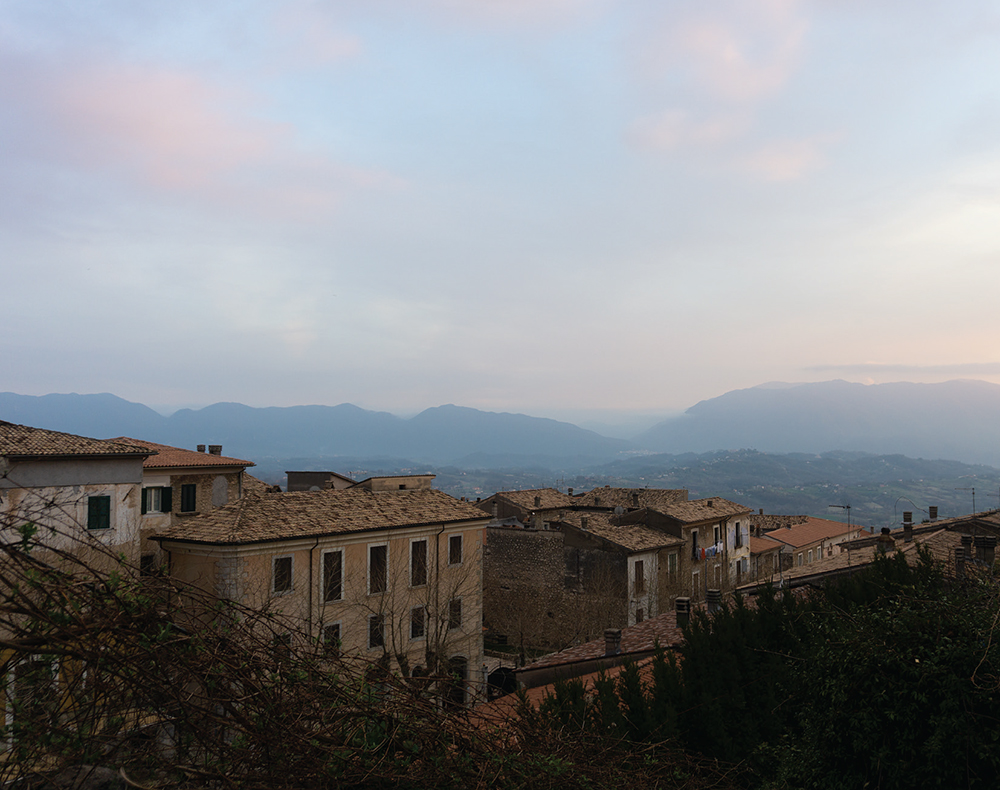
<box><xmin>153</xmin><ymin>480</ymin><xmax>490</xmax><ymax>703</ymax></box>
<box><xmin>570</xmin><ymin>485</ymin><xmax>688</xmax><ymax>511</ymax></box>
<box><xmin>752</xmin><ymin>515</ymin><xmax>864</xmax><ymax>570</ymax></box>
<box><xmin>0</xmin><ymin>421</ymin><xmax>152</xmax><ymax>566</ymax></box>
<box><xmin>112</xmin><ymin>438</ymin><xmax>255</xmax><ymax>572</ymax></box>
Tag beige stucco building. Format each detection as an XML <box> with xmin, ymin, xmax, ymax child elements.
<box><xmin>0</xmin><ymin>421</ymin><xmax>152</xmax><ymax>566</ymax></box>
<box><xmin>154</xmin><ymin>478</ymin><xmax>490</xmax><ymax>702</ymax></box>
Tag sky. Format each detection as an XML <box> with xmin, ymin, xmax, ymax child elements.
<box><xmin>4</xmin><ymin>0</ymin><xmax>1000</xmax><ymax>428</ymax></box>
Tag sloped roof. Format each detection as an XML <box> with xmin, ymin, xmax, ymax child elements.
<box><xmin>657</xmin><ymin>497</ymin><xmax>752</xmax><ymax>524</ymax></box>
<box><xmin>243</xmin><ymin>473</ymin><xmax>279</xmax><ymax>496</ymax></box>
<box><xmin>0</xmin><ymin>421</ymin><xmax>152</xmax><ymax>459</ymax></box>
<box><xmin>520</xmin><ymin>610</ymin><xmax>686</xmax><ymax>673</ymax></box>
<box><xmin>749</xmin><ymin>513</ymin><xmax>808</xmax><ymax>530</ymax></box>
<box><xmin>558</xmin><ymin>511</ymin><xmax>684</xmax><ymax>553</ymax></box>
<box><xmin>761</xmin><ymin>516</ymin><xmax>858</xmax><ymax>549</ymax></box>
<box><xmin>483</xmin><ymin>488</ymin><xmax>577</xmax><ymax>511</ymax></box>
<box><xmin>572</xmin><ymin>486</ymin><xmax>688</xmax><ymax>510</ymax></box>
<box><xmin>749</xmin><ymin>534</ymin><xmax>785</xmax><ymax>555</ymax></box>
<box><xmin>153</xmin><ymin>488</ymin><xmax>490</xmax><ymax>545</ymax></box>
<box><xmin>112</xmin><ymin>438</ymin><xmax>254</xmax><ymax>470</ymax></box>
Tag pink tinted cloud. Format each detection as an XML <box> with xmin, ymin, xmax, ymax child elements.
<box><xmin>642</xmin><ymin>0</ymin><xmax>808</xmax><ymax>103</ymax></box>
<box><xmin>3</xmin><ymin>55</ymin><xmax>397</xmax><ymax>220</ymax></box>
<box><xmin>272</xmin><ymin>3</ymin><xmax>363</xmax><ymax>67</ymax></box>
<box><xmin>740</xmin><ymin>133</ymin><xmax>839</xmax><ymax>181</ymax></box>
<box><xmin>630</xmin><ymin>109</ymin><xmax>748</xmax><ymax>151</ymax></box>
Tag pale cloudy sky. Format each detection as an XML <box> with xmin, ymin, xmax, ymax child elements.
<box><xmin>3</xmin><ymin>0</ymin><xmax>1000</xmax><ymax>424</ymax></box>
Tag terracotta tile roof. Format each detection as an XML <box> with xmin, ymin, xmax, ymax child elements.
<box><xmin>749</xmin><ymin>534</ymin><xmax>784</xmax><ymax>555</ymax></box>
<box><xmin>486</xmin><ymin>488</ymin><xmax>577</xmax><ymax>511</ymax></box>
<box><xmin>0</xmin><ymin>422</ymin><xmax>152</xmax><ymax>459</ymax></box>
<box><xmin>520</xmin><ymin>610</ymin><xmax>686</xmax><ymax>673</ymax></box>
<box><xmin>243</xmin><ymin>473</ymin><xmax>279</xmax><ymax>496</ymax></box>
<box><xmin>656</xmin><ymin>497</ymin><xmax>752</xmax><ymax>524</ymax></box>
<box><xmin>761</xmin><ymin>516</ymin><xmax>859</xmax><ymax>549</ymax></box>
<box><xmin>749</xmin><ymin>513</ymin><xmax>808</xmax><ymax>530</ymax></box>
<box><xmin>558</xmin><ymin>511</ymin><xmax>685</xmax><ymax>553</ymax></box>
<box><xmin>152</xmin><ymin>488</ymin><xmax>490</xmax><ymax>546</ymax></box>
<box><xmin>474</xmin><ymin>655</ymin><xmax>659</xmax><ymax>724</ymax></box>
<box><xmin>740</xmin><ymin>527</ymin><xmax>965</xmax><ymax>590</ymax></box>
<box><xmin>111</xmin><ymin>438</ymin><xmax>254</xmax><ymax>470</ymax></box>
<box><xmin>572</xmin><ymin>486</ymin><xmax>688</xmax><ymax>510</ymax></box>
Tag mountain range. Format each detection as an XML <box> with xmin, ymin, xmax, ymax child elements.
<box><xmin>3</xmin><ymin>379</ymin><xmax>1000</xmax><ymax>468</ymax></box>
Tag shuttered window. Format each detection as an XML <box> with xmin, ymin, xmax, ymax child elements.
<box><xmin>87</xmin><ymin>496</ymin><xmax>111</xmax><ymax>530</ymax></box>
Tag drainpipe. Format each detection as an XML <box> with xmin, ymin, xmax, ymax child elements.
<box><xmin>308</xmin><ymin>536</ymin><xmax>320</xmax><ymax>636</ymax></box>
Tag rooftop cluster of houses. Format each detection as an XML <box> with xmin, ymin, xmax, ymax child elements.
<box><xmin>2</xmin><ymin>418</ymin><xmax>997</xmax><ymax>709</ymax></box>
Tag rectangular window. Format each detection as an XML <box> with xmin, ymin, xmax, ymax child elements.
<box><xmin>691</xmin><ymin>530</ymin><xmax>699</xmax><ymax>561</ymax></box>
<box><xmin>634</xmin><ymin>560</ymin><xmax>645</xmax><ymax>594</ymax></box>
<box><xmin>410</xmin><ymin>606</ymin><xmax>426</xmax><ymax>640</ymax></box>
<box><xmin>797</xmin><ymin>553</ymin><xmax>804</xmax><ymax>567</ymax></box>
<box><xmin>713</xmin><ymin>525</ymin><xmax>721</xmax><ymax>545</ymax></box>
<box><xmin>273</xmin><ymin>556</ymin><xmax>293</xmax><ymax>594</ymax></box>
<box><xmin>734</xmin><ymin>522</ymin><xmax>743</xmax><ymax>548</ymax></box>
<box><xmin>322</xmin><ymin>551</ymin><xmax>342</xmax><ymax>602</ymax></box>
<box><xmin>369</xmin><ymin>545</ymin><xmax>387</xmax><ymax>595</ymax></box>
<box><xmin>410</xmin><ymin>540</ymin><xmax>428</xmax><ymax>587</ymax></box>
<box><xmin>87</xmin><ymin>495</ymin><xmax>111</xmax><ymax>530</ymax></box>
<box><xmin>139</xmin><ymin>554</ymin><xmax>156</xmax><ymax>576</ymax></box>
<box><xmin>448</xmin><ymin>598</ymin><xmax>462</xmax><ymax>630</ymax></box>
<box><xmin>668</xmin><ymin>552</ymin><xmax>678</xmax><ymax>577</ymax></box>
<box><xmin>636</xmin><ymin>608</ymin><xmax>644</xmax><ymax>623</ymax></box>
<box><xmin>180</xmin><ymin>484</ymin><xmax>197</xmax><ymax>512</ymax></box>
<box><xmin>141</xmin><ymin>487</ymin><xmax>160</xmax><ymax>514</ymax></box>
<box><xmin>368</xmin><ymin>615</ymin><xmax>384</xmax><ymax>649</ymax></box>
<box><xmin>322</xmin><ymin>623</ymin><xmax>341</xmax><ymax>656</ymax></box>
<box><xmin>448</xmin><ymin>534</ymin><xmax>463</xmax><ymax>565</ymax></box>
<box><xmin>807</xmin><ymin>550</ymin><xmax>813</xmax><ymax>563</ymax></box>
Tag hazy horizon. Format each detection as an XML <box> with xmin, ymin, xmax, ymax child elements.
<box><xmin>5</xmin><ymin>1</ymin><xmax>1000</xmax><ymax>413</ymax></box>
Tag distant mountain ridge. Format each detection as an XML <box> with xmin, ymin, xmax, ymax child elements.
<box><xmin>4</xmin><ymin>379</ymin><xmax>1000</xmax><ymax>468</ymax></box>
<box><xmin>0</xmin><ymin>393</ymin><xmax>629</xmax><ymax>464</ymax></box>
<box><xmin>635</xmin><ymin>379</ymin><xmax>1000</xmax><ymax>467</ymax></box>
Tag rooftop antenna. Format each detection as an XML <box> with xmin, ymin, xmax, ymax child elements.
<box><xmin>955</xmin><ymin>487</ymin><xmax>976</xmax><ymax>514</ymax></box>
<box><xmin>828</xmin><ymin>503</ymin><xmax>852</xmax><ymax>530</ymax></box>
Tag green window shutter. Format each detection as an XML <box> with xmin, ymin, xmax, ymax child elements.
<box><xmin>88</xmin><ymin>496</ymin><xmax>110</xmax><ymax>530</ymax></box>
<box><xmin>141</xmin><ymin>488</ymin><xmax>148</xmax><ymax>515</ymax></box>
<box><xmin>161</xmin><ymin>486</ymin><xmax>172</xmax><ymax>513</ymax></box>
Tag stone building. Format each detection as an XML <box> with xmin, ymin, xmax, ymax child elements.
<box><xmin>154</xmin><ymin>481</ymin><xmax>490</xmax><ymax>702</ymax></box>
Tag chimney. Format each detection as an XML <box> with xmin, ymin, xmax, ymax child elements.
<box><xmin>491</xmin><ymin>503</ymin><xmax>498</xmax><ymax>518</ymax></box>
<box><xmin>903</xmin><ymin>511</ymin><xmax>912</xmax><ymax>526</ymax></box>
<box><xmin>208</xmin><ymin>445</ymin><xmax>222</xmax><ymax>456</ymax></box>
<box><xmin>568</xmin><ymin>487</ymin><xmax>574</xmax><ymax>496</ymax></box>
<box><xmin>876</xmin><ymin>527</ymin><xmax>893</xmax><ymax>554</ymax></box>
<box><xmin>632</xmin><ymin>493</ymin><xmax>639</xmax><ymax>507</ymax></box>
<box><xmin>983</xmin><ymin>536</ymin><xmax>997</xmax><ymax>565</ymax></box>
<box><xmin>594</xmin><ymin>496</ymin><xmax>601</xmax><ymax>507</ymax></box>
<box><xmin>929</xmin><ymin>506</ymin><xmax>938</xmax><ymax>521</ymax></box>
<box><xmin>197</xmin><ymin>445</ymin><xmax>206</xmax><ymax>453</ymax></box>
<box><xmin>956</xmin><ymin>546</ymin><xmax>966</xmax><ymax>579</ymax></box>
<box><xmin>903</xmin><ymin>523</ymin><xmax>913</xmax><ymax>543</ymax></box>
<box><xmin>604</xmin><ymin>629</ymin><xmax>622</xmax><ymax>657</ymax></box>
<box><xmin>534</xmin><ymin>495</ymin><xmax>541</xmax><ymax>508</ymax></box>
<box><xmin>675</xmin><ymin>597</ymin><xmax>691</xmax><ymax>627</ymax></box>
<box><xmin>707</xmin><ymin>589</ymin><xmax>722</xmax><ymax>614</ymax></box>
<box><xmin>759</xmin><ymin>508</ymin><xmax>763</xmax><ymax>515</ymax></box>
<box><xmin>581</xmin><ymin>516</ymin><xmax>589</xmax><ymax>531</ymax></box>
<box><xmin>707</xmin><ymin>499</ymin><xmax>714</xmax><ymax>507</ymax></box>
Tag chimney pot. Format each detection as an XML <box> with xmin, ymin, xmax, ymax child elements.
<box><xmin>903</xmin><ymin>523</ymin><xmax>913</xmax><ymax>543</ymax></box>
<box><xmin>208</xmin><ymin>445</ymin><xmax>222</xmax><ymax>456</ymax></box>
<box><xmin>675</xmin><ymin>597</ymin><xmax>691</xmax><ymax>627</ymax></box>
<box><xmin>581</xmin><ymin>516</ymin><xmax>589</xmax><ymax>530</ymax></box>
<box><xmin>759</xmin><ymin>508</ymin><xmax>763</xmax><ymax>515</ymax></box>
<box><xmin>707</xmin><ymin>589</ymin><xmax>722</xmax><ymax>614</ymax></box>
<box><xmin>534</xmin><ymin>495</ymin><xmax>541</xmax><ymax>508</ymax></box>
<box><xmin>929</xmin><ymin>506</ymin><xmax>939</xmax><ymax>521</ymax></box>
<box><xmin>568</xmin><ymin>487</ymin><xmax>574</xmax><ymax>496</ymax></box>
<box><xmin>903</xmin><ymin>511</ymin><xmax>912</xmax><ymax>525</ymax></box>
<box><xmin>197</xmin><ymin>445</ymin><xmax>206</xmax><ymax>453</ymax></box>
<box><xmin>604</xmin><ymin>629</ymin><xmax>622</xmax><ymax>657</ymax></box>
